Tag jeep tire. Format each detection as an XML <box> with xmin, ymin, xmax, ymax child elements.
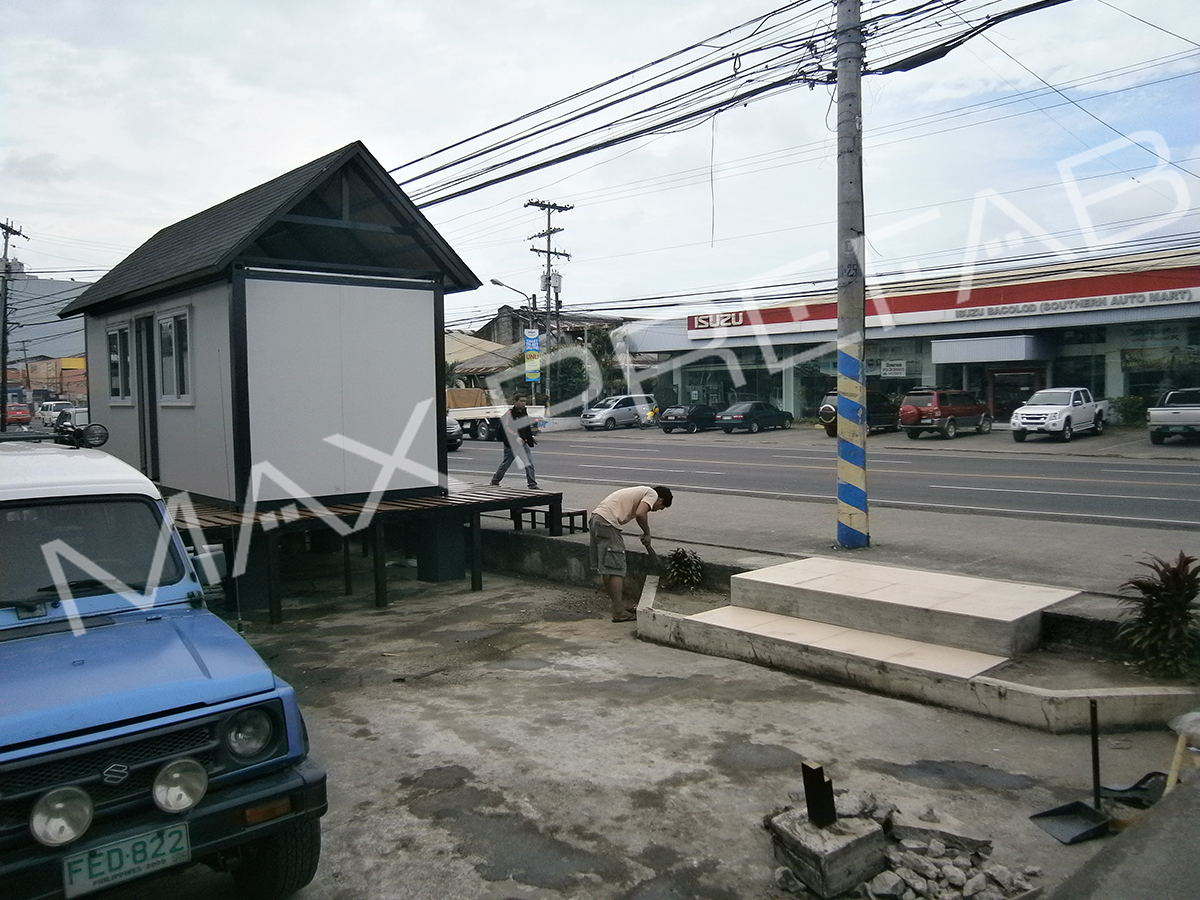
<box><xmin>1012</xmin><ymin>429</ymin><xmax>1027</xmax><ymax>442</ymax></box>
<box><xmin>233</xmin><ymin>819</ymin><xmax>321</xmax><ymax>900</ymax></box>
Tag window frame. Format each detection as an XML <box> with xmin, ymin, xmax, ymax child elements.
<box><xmin>107</xmin><ymin>324</ymin><xmax>133</xmax><ymax>405</ymax></box>
<box><xmin>157</xmin><ymin>308</ymin><xmax>193</xmax><ymax>405</ymax></box>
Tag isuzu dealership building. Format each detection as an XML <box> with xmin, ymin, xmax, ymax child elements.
<box><xmin>620</xmin><ymin>248</ymin><xmax>1200</xmax><ymax>420</ymax></box>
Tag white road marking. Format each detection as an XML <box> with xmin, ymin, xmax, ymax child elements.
<box><xmin>930</xmin><ymin>484</ymin><xmax>1190</xmax><ymax>502</ymax></box>
<box><xmin>579</xmin><ymin>464</ymin><xmax>725</xmax><ymax>475</ymax></box>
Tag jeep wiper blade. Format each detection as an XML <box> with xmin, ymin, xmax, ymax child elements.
<box><xmin>35</xmin><ymin>579</ymin><xmax>149</xmax><ymax>595</ymax></box>
<box><xmin>37</xmin><ymin>578</ymin><xmax>108</xmax><ymax>594</ymax></box>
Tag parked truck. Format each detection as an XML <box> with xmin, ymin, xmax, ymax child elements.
<box><xmin>1</xmin><ymin>428</ymin><xmax>327</xmax><ymax>900</ymax></box>
<box><xmin>1009</xmin><ymin>387</ymin><xmax>1108</xmax><ymax>442</ymax></box>
<box><xmin>1147</xmin><ymin>387</ymin><xmax>1200</xmax><ymax>444</ymax></box>
<box><xmin>447</xmin><ymin>388</ymin><xmax>545</xmax><ymax>440</ymax></box>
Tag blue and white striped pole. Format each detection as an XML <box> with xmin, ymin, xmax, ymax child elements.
<box><xmin>835</xmin><ymin>0</ymin><xmax>869</xmax><ymax>549</ymax></box>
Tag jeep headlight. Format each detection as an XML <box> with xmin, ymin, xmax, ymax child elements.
<box><xmin>153</xmin><ymin>758</ymin><xmax>208</xmax><ymax>812</ymax></box>
<box><xmin>224</xmin><ymin>708</ymin><xmax>275</xmax><ymax>759</ymax></box>
<box><xmin>31</xmin><ymin>786</ymin><xmax>93</xmax><ymax>846</ymax></box>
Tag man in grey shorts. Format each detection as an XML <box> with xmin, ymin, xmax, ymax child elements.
<box><xmin>589</xmin><ymin>485</ymin><xmax>673</xmax><ymax>622</ymax></box>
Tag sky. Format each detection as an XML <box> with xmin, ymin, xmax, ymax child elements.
<box><xmin>3</xmin><ymin>0</ymin><xmax>1198</xmax><ymax>359</ymax></box>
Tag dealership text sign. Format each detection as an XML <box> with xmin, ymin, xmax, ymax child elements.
<box><xmin>953</xmin><ymin>289</ymin><xmax>1193</xmax><ymax>321</ymax></box>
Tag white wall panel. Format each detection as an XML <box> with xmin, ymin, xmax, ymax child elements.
<box><xmin>244</xmin><ymin>278</ymin><xmax>437</xmax><ymax>503</ymax></box>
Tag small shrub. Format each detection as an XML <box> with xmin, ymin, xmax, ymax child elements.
<box><xmin>1116</xmin><ymin>552</ymin><xmax>1200</xmax><ymax>678</ymax></box>
<box><xmin>1109</xmin><ymin>395</ymin><xmax>1150</xmax><ymax>427</ymax></box>
<box><xmin>663</xmin><ymin>548</ymin><xmax>705</xmax><ymax>590</ymax></box>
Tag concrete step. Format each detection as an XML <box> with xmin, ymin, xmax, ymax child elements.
<box><xmin>690</xmin><ymin>605</ymin><xmax>1007</xmax><ymax>678</ymax></box>
<box><xmin>732</xmin><ymin>557</ymin><xmax>1079</xmax><ymax>657</ymax></box>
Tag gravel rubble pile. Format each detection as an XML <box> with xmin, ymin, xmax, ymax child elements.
<box><xmin>769</xmin><ymin>790</ymin><xmax>1045</xmax><ymax>900</ymax></box>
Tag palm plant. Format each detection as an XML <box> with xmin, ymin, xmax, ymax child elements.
<box><xmin>1116</xmin><ymin>552</ymin><xmax>1200</xmax><ymax>678</ymax></box>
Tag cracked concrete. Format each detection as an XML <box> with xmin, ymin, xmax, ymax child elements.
<box><xmin>100</xmin><ymin>553</ymin><xmax>1184</xmax><ymax>900</ymax></box>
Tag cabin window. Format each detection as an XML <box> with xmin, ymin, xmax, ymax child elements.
<box><xmin>107</xmin><ymin>326</ymin><xmax>132</xmax><ymax>400</ymax></box>
<box><xmin>158</xmin><ymin>310</ymin><xmax>191</xmax><ymax>402</ymax></box>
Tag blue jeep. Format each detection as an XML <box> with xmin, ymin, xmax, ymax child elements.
<box><xmin>0</xmin><ymin>436</ymin><xmax>326</xmax><ymax>899</ymax></box>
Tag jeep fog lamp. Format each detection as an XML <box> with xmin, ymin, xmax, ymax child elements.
<box><xmin>152</xmin><ymin>758</ymin><xmax>208</xmax><ymax>812</ymax></box>
<box><xmin>30</xmin><ymin>786</ymin><xmax>93</xmax><ymax>846</ymax></box>
<box><xmin>224</xmin><ymin>708</ymin><xmax>274</xmax><ymax>758</ymax></box>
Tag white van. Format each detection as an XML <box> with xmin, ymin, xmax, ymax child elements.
<box><xmin>37</xmin><ymin>400</ymin><xmax>74</xmax><ymax>427</ymax></box>
<box><xmin>579</xmin><ymin>394</ymin><xmax>656</xmax><ymax>430</ymax></box>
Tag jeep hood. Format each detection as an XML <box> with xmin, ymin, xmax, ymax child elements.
<box><xmin>0</xmin><ymin>609</ymin><xmax>277</xmax><ymax>748</ymax></box>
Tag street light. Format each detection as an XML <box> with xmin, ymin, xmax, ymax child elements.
<box><xmin>490</xmin><ymin>278</ymin><xmax>545</xmax><ymax>404</ymax></box>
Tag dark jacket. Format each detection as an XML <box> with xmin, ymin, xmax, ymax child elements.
<box><xmin>501</xmin><ymin>408</ymin><xmax>537</xmax><ymax>448</ymax></box>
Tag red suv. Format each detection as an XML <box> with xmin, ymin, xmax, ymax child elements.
<box><xmin>898</xmin><ymin>387</ymin><xmax>992</xmax><ymax>439</ymax></box>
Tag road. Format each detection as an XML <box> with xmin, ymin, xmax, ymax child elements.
<box><xmin>450</xmin><ymin>424</ymin><xmax>1200</xmax><ymax>531</ymax></box>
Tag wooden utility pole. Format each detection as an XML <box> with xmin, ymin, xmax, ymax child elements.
<box><xmin>526</xmin><ymin>199</ymin><xmax>572</xmax><ymax>404</ymax></box>
<box><xmin>834</xmin><ymin>0</ymin><xmax>869</xmax><ymax>548</ymax></box>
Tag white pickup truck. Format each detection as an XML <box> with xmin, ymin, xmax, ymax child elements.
<box><xmin>1148</xmin><ymin>387</ymin><xmax>1200</xmax><ymax>444</ymax></box>
<box><xmin>447</xmin><ymin>388</ymin><xmax>545</xmax><ymax>440</ymax></box>
<box><xmin>1010</xmin><ymin>387</ymin><xmax>1109</xmax><ymax>442</ymax></box>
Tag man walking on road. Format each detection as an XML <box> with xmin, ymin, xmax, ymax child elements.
<box><xmin>589</xmin><ymin>485</ymin><xmax>673</xmax><ymax>622</ymax></box>
<box><xmin>490</xmin><ymin>396</ymin><xmax>539</xmax><ymax>489</ymax></box>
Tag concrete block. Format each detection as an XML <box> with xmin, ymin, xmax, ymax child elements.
<box><xmin>767</xmin><ymin>808</ymin><xmax>887</xmax><ymax>898</ymax></box>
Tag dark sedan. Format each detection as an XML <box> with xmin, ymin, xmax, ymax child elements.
<box><xmin>716</xmin><ymin>401</ymin><xmax>793</xmax><ymax>434</ymax></box>
<box><xmin>658</xmin><ymin>404</ymin><xmax>717</xmax><ymax>433</ymax></box>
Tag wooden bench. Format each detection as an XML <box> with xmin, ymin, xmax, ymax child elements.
<box><xmin>511</xmin><ymin>506</ymin><xmax>588</xmax><ymax>534</ymax></box>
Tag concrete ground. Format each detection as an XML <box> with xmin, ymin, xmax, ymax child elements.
<box><xmin>106</xmin><ymin>423</ymin><xmax>1198</xmax><ymax>900</ymax></box>
<box><xmin>113</xmin><ymin>561</ymin><xmax>1191</xmax><ymax>900</ymax></box>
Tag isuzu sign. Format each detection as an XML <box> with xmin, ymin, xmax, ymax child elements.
<box><xmin>688</xmin><ymin>311</ymin><xmax>747</xmax><ymax>329</ymax></box>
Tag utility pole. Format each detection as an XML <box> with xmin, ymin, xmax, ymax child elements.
<box><xmin>526</xmin><ymin>199</ymin><xmax>572</xmax><ymax>405</ymax></box>
<box><xmin>834</xmin><ymin>0</ymin><xmax>869</xmax><ymax>549</ymax></box>
<box><xmin>1</xmin><ymin>219</ymin><xmax>29</xmax><ymax>432</ymax></box>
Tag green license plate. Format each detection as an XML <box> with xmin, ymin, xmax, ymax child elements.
<box><xmin>63</xmin><ymin>824</ymin><xmax>190</xmax><ymax>898</ymax></box>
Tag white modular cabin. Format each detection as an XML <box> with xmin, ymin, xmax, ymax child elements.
<box><xmin>61</xmin><ymin>142</ymin><xmax>480</xmax><ymax>510</ymax></box>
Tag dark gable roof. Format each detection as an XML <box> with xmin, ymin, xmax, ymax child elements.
<box><xmin>62</xmin><ymin>141</ymin><xmax>480</xmax><ymax>317</ymax></box>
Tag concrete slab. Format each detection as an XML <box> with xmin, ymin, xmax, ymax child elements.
<box><xmin>732</xmin><ymin>558</ymin><xmax>1078</xmax><ymax>656</ymax></box>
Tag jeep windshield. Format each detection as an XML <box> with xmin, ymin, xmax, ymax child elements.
<box><xmin>0</xmin><ymin>497</ymin><xmax>185</xmax><ymax>610</ymax></box>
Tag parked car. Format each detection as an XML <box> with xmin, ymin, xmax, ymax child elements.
<box><xmin>1147</xmin><ymin>388</ymin><xmax>1200</xmax><ymax>445</ymax></box>
<box><xmin>36</xmin><ymin>400</ymin><xmax>74</xmax><ymax>427</ymax></box>
<box><xmin>445</xmin><ymin>416</ymin><xmax>463</xmax><ymax>451</ymax></box>
<box><xmin>1010</xmin><ymin>387</ymin><xmax>1108</xmax><ymax>442</ymax></box>
<box><xmin>0</xmin><ymin>437</ymin><xmax>327</xmax><ymax>900</ymax></box>
<box><xmin>658</xmin><ymin>404</ymin><xmax>717</xmax><ymax>433</ymax></box>
<box><xmin>817</xmin><ymin>391</ymin><xmax>900</xmax><ymax>437</ymax></box>
<box><xmin>716</xmin><ymin>401</ymin><xmax>794</xmax><ymax>434</ymax></box>
<box><xmin>579</xmin><ymin>394</ymin><xmax>656</xmax><ymax>431</ymax></box>
<box><xmin>898</xmin><ymin>387</ymin><xmax>992</xmax><ymax>439</ymax></box>
<box><xmin>2</xmin><ymin>402</ymin><xmax>31</xmax><ymax>426</ymax></box>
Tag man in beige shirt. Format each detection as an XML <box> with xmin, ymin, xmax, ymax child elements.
<box><xmin>589</xmin><ymin>485</ymin><xmax>673</xmax><ymax>622</ymax></box>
